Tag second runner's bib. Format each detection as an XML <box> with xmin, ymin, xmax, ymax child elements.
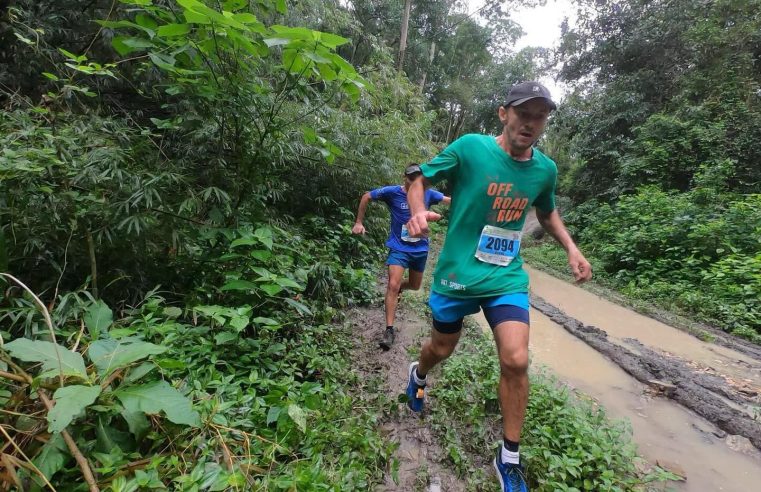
<box><xmin>401</xmin><ymin>224</ymin><xmax>421</xmax><ymax>243</ymax></box>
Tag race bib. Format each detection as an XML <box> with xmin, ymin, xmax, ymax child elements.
<box><xmin>401</xmin><ymin>224</ymin><xmax>421</xmax><ymax>243</ymax></box>
<box><xmin>474</xmin><ymin>225</ymin><xmax>521</xmax><ymax>266</ymax></box>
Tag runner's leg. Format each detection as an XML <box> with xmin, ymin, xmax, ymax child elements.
<box><xmin>418</xmin><ymin>326</ymin><xmax>461</xmax><ymax>375</ymax></box>
<box><xmin>492</xmin><ymin>320</ymin><xmax>530</xmax><ymax>442</ymax></box>
<box><xmin>401</xmin><ymin>268</ymin><xmax>424</xmax><ymax>292</ymax></box>
<box><xmin>385</xmin><ymin>264</ymin><xmax>405</xmax><ymax>327</ymax></box>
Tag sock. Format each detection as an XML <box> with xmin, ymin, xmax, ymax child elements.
<box><xmin>413</xmin><ymin>366</ymin><xmax>427</xmax><ymax>386</ymax></box>
<box><xmin>501</xmin><ymin>438</ymin><xmax>520</xmax><ymax>465</ymax></box>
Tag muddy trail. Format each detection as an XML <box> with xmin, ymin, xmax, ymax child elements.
<box><xmin>518</xmin><ymin>263</ymin><xmax>761</xmax><ymax>490</ymax></box>
<box><xmin>527</xmin><ymin>266</ymin><xmax>761</xmax><ymax>450</ymax></box>
<box><xmin>349</xmin><ymin>210</ymin><xmax>761</xmax><ymax>490</ymax></box>
<box><xmin>349</xmin><ymin>298</ymin><xmax>467</xmax><ymax>492</ymax></box>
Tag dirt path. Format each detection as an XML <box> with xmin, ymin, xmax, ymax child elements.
<box><xmin>527</xmin><ymin>265</ymin><xmax>761</xmax><ymax>389</ymax></box>
<box><xmin>348</xmin><ymin>297</ymin><xmax>466</xmax><ymax>492</ymax></box>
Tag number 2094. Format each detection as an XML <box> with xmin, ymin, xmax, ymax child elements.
<box><xmin>485</xmin><ymin>237</ymin><xmax>515</xmax><ymax>253</ymax></box>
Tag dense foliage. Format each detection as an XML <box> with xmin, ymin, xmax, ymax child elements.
<box><xmin>4</xmin><ymin>0</ymin><xmax>759</xmax><ymax>489</ymax></box>
<box><xmin>1</xmin><ymin>222</ymin><xmax>393</xmax><ymax>490</ymax></box>
<box><xmin>0</xmin><ymin>0</ymin><xmax>435</xmax><ymax>488</ymax></box>
<box><xmin>543</xmin><ymin>0</ymin><xmax>761</xmax><ymax>340</ymax></box>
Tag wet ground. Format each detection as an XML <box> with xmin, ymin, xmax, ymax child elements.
<box><xmin>498</xmin><ymin>266</ymin><xmax>761</xmax><ymax>491</ymax></box>
<box><xmin>349</xmin><ymin>302</ymin><xmax>466</xmax><ymax>492</ymax></box>
<box><xmin>352</xmin><ymin>210</ymin><xmax>761</xmax><ymax>490</ymax></box>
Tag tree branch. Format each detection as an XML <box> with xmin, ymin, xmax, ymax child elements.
<box><xmin>0</xmin><ymin>370</ymin><xmax>27</xmax><ymax>383</ymax></box>
<box><xmin>0</xmin><ymin>421</ymin><xmax>56</xmax><ymax>491</ymax></box>
<box><xmin>38</xmin><ymin>392</ymin><xmax>100</xmax><ymax>492</ymax></box>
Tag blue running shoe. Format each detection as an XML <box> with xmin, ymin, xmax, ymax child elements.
<box><xmin>406</xmin><ymin>362</ymin><xmax>425</xmax><ymax>412</ymax></box>
<box><xmin>493</xmin><ymin>446</ymin><xmax>528</xmax><ymax>492</ymax></box>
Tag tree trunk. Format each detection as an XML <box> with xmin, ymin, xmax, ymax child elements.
<box><xmin>86</xmin><ymin>229</ymin><xmax>98</xmax><ymax>299</ymax></box>
<box><xmin>453</xmin><ymin>108</ymin><xmax>467</xmax><ymax>141</ymax></box>
<box><xmin>397</xmin><ymin>0</ymin><xmax>412</xmax><ymax>72</ymax></box>
<box><xmin>418</xmin><ymin>41</ymin><xmax>435</xmax><ymax>93</ymax></box>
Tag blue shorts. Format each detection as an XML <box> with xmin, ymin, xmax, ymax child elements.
<box><xmin>428</xmin><ymin>291</ymin><xmax>530</xmax><ymax>333</ymax></box>
<box><xmin>386</xmin><ymin>249</ymin><xmax>428</xmax><ymax>272</ymax></box>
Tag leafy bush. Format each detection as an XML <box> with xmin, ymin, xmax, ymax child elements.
<box><xmin>527</xmin><ymin>186</ymin><xmax>761</xmax><ymax>341</ymax></box>
<box><xmin>1</xmin><ymin>220</ymin><xmax>393</xmax><ymax>489</ymax></box>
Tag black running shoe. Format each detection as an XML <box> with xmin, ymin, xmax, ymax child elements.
<box><xmin>379</xmin><ymin>327</ymin><xmax>395</xmax><ymax>350</ymax></box>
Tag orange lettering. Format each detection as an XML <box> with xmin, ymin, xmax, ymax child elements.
<box><xmin>487</xmin><ymin>183</ymin><xmax>499</xmax><ymax>196</ymax></box>
<box><xmin>493</xmin><ymin>197</ymin><xmax>503</xmax><ymax>209</ymax></box>
<box><xmin>501</xmin><ymin>197</ymin><xmax>513</xmax><ymax>209</ymax></box>
<box><xmin>497</xmin><ymin>209</ymin><xmax>507</xmax><ymax>222</ymax></box>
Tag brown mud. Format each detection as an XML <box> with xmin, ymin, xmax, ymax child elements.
<box><xmin>530</xmin><ymin>294</ymin><xmax>761</xmax><ymax>450</ymax></box>
<box><xmin>348</xmin><ymin>300</ymin><xmax>466</xmax><ymax>492</ymax></box>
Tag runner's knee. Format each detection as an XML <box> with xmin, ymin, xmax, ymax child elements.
<box><xmin>430</xmin><ymin>337</ymin><xmax>457</xmax><ymax>360</ymax></box>
<box><xmin>388</xmin><ymin>277</ymin><xmax>403</xmax><ymax>294</ymax></box>
<box><xmin>499</xmin><ymin>349</ymin><xmax>528</xmax><ymax>376</ymax></box>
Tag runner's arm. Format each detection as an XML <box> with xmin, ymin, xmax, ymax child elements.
<box><xmin>406</xmin><ymin>177</ymin><xmax>429</xmax><ymax>236</ymax></box>
<box><xmin>536</xmin><ymin>208</ymin><xmax>592</xmax><ymax>283</ymax></box>
<box><xmin>352</xmin><ymin>192</ymin><xmax>372</xmax><ymax>234</ymax></box>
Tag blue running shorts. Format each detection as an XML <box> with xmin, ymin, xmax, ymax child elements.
<box><xmin>386</xmin><ymin>249</ymin><xmax>428</xmax><ymax>273</ymax></box>
<box><xmin>428</xmin><ymin>291</ymin><xmax>530</xmax><ymax>333</ymax></box>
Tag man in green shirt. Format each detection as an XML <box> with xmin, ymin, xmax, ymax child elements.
<box><xmin>404</xmin><ymin>81</ymin><xmax>592</xmax><ymax>492</ymax></box>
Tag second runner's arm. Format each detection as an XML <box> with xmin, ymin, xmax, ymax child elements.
<box><xmin>352</xmin><ymin>192</ymin><xmax>372</xmax><ymax>234</ymax></box>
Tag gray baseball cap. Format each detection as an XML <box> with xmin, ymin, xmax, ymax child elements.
<box><xmin>504</xmin><ymin>81</ymin><xmax>557</xmax><ymax>110</ymax></box>
<box><xmin>405</xmin><ymin>164</ymin><xmax>422</xmax><ymax>176</ymax></box>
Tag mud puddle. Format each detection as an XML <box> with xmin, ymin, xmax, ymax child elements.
<box><xmin>481</xmin><ymin>258</ymin><xmax>761</xmax><ymax>490</ymax></box>
<box><xmin>522</xmin><ymin>309</ymin><xmax>761</xmax><ymax>490</ymax></box>
<box><xmin>526</xmin><ymin>265</ymin><xmax>761</xmax><ymax>390</ymax></box>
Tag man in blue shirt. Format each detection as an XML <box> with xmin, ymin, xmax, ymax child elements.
<box><xmin>352</xmin><ymin>164</ymin><xmax>450</xmax><ymax>349</ymax></box>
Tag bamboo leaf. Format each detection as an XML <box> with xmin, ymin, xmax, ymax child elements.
<box><xmin>157</xmin><ymin>23</ymin><xmax>191</xmax><ymax>37</ymax></box>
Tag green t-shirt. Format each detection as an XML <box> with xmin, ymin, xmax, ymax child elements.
<box><xmin>421</xmin><ymin>133</ymin><xmax>557</xmax><ymax>298</ymax></box>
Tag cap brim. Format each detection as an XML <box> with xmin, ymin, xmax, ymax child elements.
<box><xmin>510</xmin><ymin>96</ymin><xmax>557</xmax><ymax>110</ymax></box>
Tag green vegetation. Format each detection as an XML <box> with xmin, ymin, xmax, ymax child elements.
<box><xmin>0</xmin><ymin>0</ymin><xmax>554</xmax><ymax>488</ymax></box>
<box><xmin>1</xmin><ymin>222</ymin><xmax>396</xmax><ymax>490</ymax></box>
<box><xmin>0</xmin><ymin>0</ymin><xmax>434</xmax><ymax>488</ymax></box>
<box><xmin>543</xmin><ymin>0</ymin><xmax>761</xmax><ymax>342</ymax></box>
<box><xmin>2</xmin><ymin>0</ymin><xmax>760</xmax><ymax>489</ymax></box>
<box><xmin>523</xmin><ymin>182</ymin><xmax>761</xmax><ymax>343</ymax></box>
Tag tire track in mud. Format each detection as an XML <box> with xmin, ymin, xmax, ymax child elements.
<box><xmin>530</xmin><ymin>295</ymin><xmax>761</xmax><ymax>451</ymax></box>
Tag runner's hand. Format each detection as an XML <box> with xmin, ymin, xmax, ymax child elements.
<box><xmin>406</xmin><ymin>211</ymin><xmax>441</xmax><ymax>237</ymax></box>
<box><xmin>568</xmin><ymin>249</ymin><xmax>592</xmax><ymax>283</ymax></box>
<box><xmin>352</xmin><ymin>223</ymin><xmax>366</xmax><ymax>235</ymax></box>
